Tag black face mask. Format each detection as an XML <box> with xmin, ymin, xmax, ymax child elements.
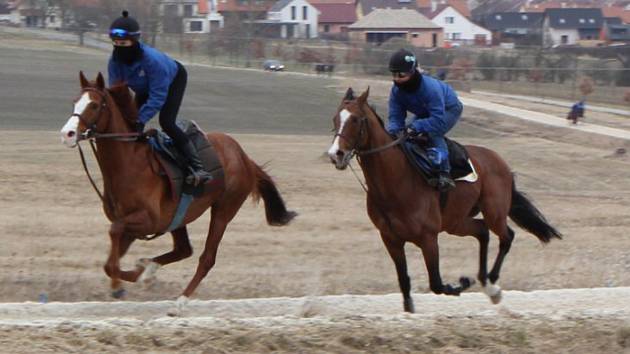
<box><xmin>112</xmin><ymin>42</ymin><xmax>143</xmax><ymax>65</ymax></box>
<box><xmin>394</xmin><ymin>70</ymin><xmax>421</xmax><ymax>93</ymax></box>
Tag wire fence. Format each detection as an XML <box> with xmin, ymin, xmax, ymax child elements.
<box><xmin>80</xmin><ymin>29</ymin><xmax>630</xmax><ymax>107</ymax></box>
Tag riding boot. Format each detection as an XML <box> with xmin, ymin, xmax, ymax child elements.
<box><xmin>178</xmin><ymin>140</ymin><xmax>214</xmax><ymax>186</ymax></box>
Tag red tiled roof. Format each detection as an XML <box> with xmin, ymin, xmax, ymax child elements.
<box><xmin>448</xmin><ymin>0</ymin><xmax>469</xmax><ymax>17</ymax></box>
<box><xmin>313</xmin><ymin>3</ymin><xmax>357</xmax><ymax>23</ymax></box>
<box><xmin>309</xmin><ymin>0</ymin><xmax>355</xmax><ymax>3</ymax></box>
<box><xmin>198</xmin><ymin>0</ymin><xmax>209</xmax><ymax>14</ymax></box>
<box><xmin>602</xmin><ymin>5</ymin><xmax>630</xmax><ymax>23</ymax></box>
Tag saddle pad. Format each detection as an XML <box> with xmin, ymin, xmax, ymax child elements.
<box><xmin>401</xmin><ymin>137</ymin><xmax>475</xmax><ymax>184</ymax></box>
<box><xmin>149</xmin><ymin>120</ymin><xmax>225</xmax><ymax>200</ymax></box>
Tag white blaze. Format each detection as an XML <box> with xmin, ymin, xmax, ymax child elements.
<box><xmin>327</xmin><ymin>109</ymin><xmax>351</xmax><ymax>159</ymax></box>
<box><xmin>60</xmin><ymin>92</ymin><xmax>92</xmax><ymax>147</ymax></box>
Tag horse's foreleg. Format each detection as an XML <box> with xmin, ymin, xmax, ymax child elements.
<box><xmin>419</xmin><ymin>234</ymin><xmax>473</xmax><ymax>296</ymax></box>
<box><xmin>103</xmin><ymin>210</ymin><xmax>150</xmax><ymax>298</ymax></box>
<box><xmin>137</xmin><ymin>227</ymin><xmax>193</xmax><ymax>285</ymax></box>
<box><xmin>381</xmin><ymin>235</ymin><xmax>414</xmax><ymax>313</ymax></box>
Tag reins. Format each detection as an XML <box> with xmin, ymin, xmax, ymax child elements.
<box><xmin>74</xmin><ymin>87</ymin><xmax>142</xmax><ymax>208</ymax></box>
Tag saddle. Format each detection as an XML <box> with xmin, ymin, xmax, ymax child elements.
<box><xmin>148</xmin><ymin>120</ymin><xmax>225</xmax><ymax>201</ymax></box>
<box><xmin>401</xmin><ymin>136</ymin><xmax>477</xmax><ymax>187</ymax></box>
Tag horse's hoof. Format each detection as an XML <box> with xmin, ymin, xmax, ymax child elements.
<box><xmin>459</xmin><ymin>276</ymin><xmax>475</xmax><ymax>290</ymax></box>
<box><xmin>490</xmin><ymin>290</ymin><xmax>502</xmax><ymax>304</ymax></box>
<box><xmin>167</xmin><ymin>295</ymin><xmax>189</xmax><ymax>317</ymax></box>
<box><xmin>111</xmin><ymin>288</ymin><xmax>127</xmax><ymax>299</ymax></box>
<box><xmin>403</xmin><ymin>298</ymin><xmax>415</xmax><ymax>313</ymax></box>
<box><xmin>137</xmin><ymin>259</ymin><xmax>160</xmax><ymax>287</ymax></box>
<box><xmin>483</xmin><ymin>283</ymin><xmax>502</xmax><ymax>304</ymax></box>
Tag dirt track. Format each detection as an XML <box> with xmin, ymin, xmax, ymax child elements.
<box><xmin>2</xmin><ymin>29</ymin><xmax>630</xmax><ymax>352</ymax></box>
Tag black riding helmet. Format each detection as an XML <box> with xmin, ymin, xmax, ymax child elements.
<box><xmin>389</xmin><ymin>48</ymin><xmax>417</xmax><ymax>73</ymax></box>
<box><xmin>109</xmin><ymin>11</ymin><xmax>141</xmax><ymax>41</ymax></box>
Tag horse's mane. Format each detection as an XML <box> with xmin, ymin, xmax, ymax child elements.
<box><xmin>364</xmin><ymin>103</ymin><xmax>386</xmax><ymax>129</ymax></box>
<box><xmin>107</xmin><ymin>83</ymin><xmax>138</xmax><ymax>123</ymax></box>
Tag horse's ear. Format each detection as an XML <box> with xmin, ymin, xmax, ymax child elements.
<box><xmin>96</xmin><ymin>72</ymin><xmax>105</xmax><ymax>90</ymax></box>
<box><xmin>357</xmin><ymin>87</ymin><xmax>370</xmax><ymax>104</ymax></box>
<box><xmin>79</xmin><ymin>71</ymin><xmax>89</xmax><ymax>88</ymax></box>
<box><xmin>343</xmin><ymin>87</ymin><xmax>354</xmax><ymax>101</ymax></box>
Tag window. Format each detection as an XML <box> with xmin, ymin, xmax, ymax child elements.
<box><xmin>189</xmin><ymin>21</ymin><xmax>203</xmax><ymax>32</ymax></box>
<box><xmin>184</xmin><ymin>4</ymin><xmax>193</xmax><ymax>17</ymax></box>
<box><xmin>445</xmin><ymin>16</ymin><xmax>454</xmax><ymax>24</ymax></box>
<box><xmin>559</xmin><ymin>18</ymin><xmax>565</xmax><ymax>24</ymax></box>
<box><xmin>291</xmin><ymin>6</ymin><xmax>296</xmax><ymax>20</ymax></box>
<box><xmin>323</xmin><ymin>24</ymin><xmax>330</xmax><ymax>32</ymax></box>
<box><xmin>561</xmin><ymin>34</ymin><xmax>568</xmax><ymax>44</ymax></box>
<box><xmin>495</xmin><ymin>14</ymin><xmax>502</xmax><ymax>20</ymax></box>
<box><xmin>579</xmin><ymin>18</ymin><xmax>585</xmax><ymax>23</ymax></box>
<box><xmin>589</xmin><ymin>18</ymin><xmax>595</xmax><ymax>23</ymax></box>
<box><xmin>411</xmin><ymin>33</ymin><xmax>419</xmax><ymax>38</ymax></box>
<box><xmin>303</xmin><ymin>6</ymin><xmax>308</xmax><ymax>20</ymax></box>
<box><xmin>49</xmin><ymin>15</ymin><xmax>55</xmax><ymax>23</ymax></box>
<box><xmin>452</xmin><ymin>32</ymin><xmax>461</xmax><ymax>39</ymax></box>
<box><xmin>521</xmin><ymin>14</ymin><xmax>528</xmax><ymax>20</ymax></box>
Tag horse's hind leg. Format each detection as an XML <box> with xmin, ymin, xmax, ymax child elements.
<box><xmin>170</xmin><ymin>193</ymin><xmax>248</xmax><ymax>316</ymax></box>
<box><xmin>381</xmin><ymin>234</ymin><xmax>414</xmax><ymax>313</ymax></box>
<box><xmin>137</xmin><ymin>226</ymin><xmax>193</xmax><ymax>285</ymax></box>
<box><xmin>446</xmin><ymin>218</ymin><xmax>489</xmax><ymax>288</ymax></box>
<box><xmin>484</xmin><ymin>216</ymin><xmax>515</xmax><ymax>304</ymax></box>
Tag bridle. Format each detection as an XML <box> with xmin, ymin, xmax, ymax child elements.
<box><xmin>333</xmin><ymin>109</ymin><xmax>405</xmax><ymax>160</ymax></box>
<box><xmin>72</xmin><ymin>87</ymin><xmax>141</xmax><ymax>209</ymax></box>
<box><xmin>73</xmin><ymin>87</ymin><xmax>140</xmax><ymax>142</ymax></box>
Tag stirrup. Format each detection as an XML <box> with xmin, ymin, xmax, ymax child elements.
<box><xmin>185</xmin><ymin>170</ymin><xmax>213</xmax><ymax>186</ymax></box>
<box><xmin>437</xmin><ymin>176</ymin><xmax>455</xmax><ymax>192</ymax></box>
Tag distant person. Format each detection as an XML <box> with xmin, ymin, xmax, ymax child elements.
<box><xmin>436</xmin><ymin>68</ymin><xmax>448</xmax><ymax>81</ymax></box>
<box><xmin>107</xmin><ymin>10</ymin><xmax>212</xmax><ymax>185</ymax></box>
<box><xmin>567</xmin><ymin>99</ymin><xmax>585</xmax><ymax>125</ymax></box>
<box><xmin>387</xmin><ymin>48</ymin><xmax>463</xmax><ymax>192</ymax></box>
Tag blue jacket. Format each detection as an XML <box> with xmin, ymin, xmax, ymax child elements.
<box><xmin>108</xmin><ymin>43</ymin><xmax>179</xmax><ymax>124</ymax></box>
<box><xmin>387</xmin><ymin>74</ymin><xmax>462</xmax><ymax>136</ymax></box>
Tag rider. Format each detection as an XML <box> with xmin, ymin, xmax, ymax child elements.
<box><xmin>386</xmin><ymin>48</ymin><xmax>463</xmax><ymax>192</ymax></box>
<box><xmin>107</xmin><ymin>10</ymin><xmax>213</xmax><ymax>185</ymax></box>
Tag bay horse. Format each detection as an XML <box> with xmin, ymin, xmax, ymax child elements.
<box><xmin>327</xmin><ymin>88</ymin><xmax>561</xmax><ymax>312</ymax></box>
<box><xmin>60</xmin><ymin>72</ymin><xmax>296</xmax><ymax>314</ymax></box>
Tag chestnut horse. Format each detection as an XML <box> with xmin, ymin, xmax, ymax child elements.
<box><xmin>61</xmin><ymin>72</ymin><xmax>296</xmax><ymax>313</ymax></box>
<box><xmin>327</xmin><ymin>88</ymin><xmax>561</xmax><ymax>312</ymax></box>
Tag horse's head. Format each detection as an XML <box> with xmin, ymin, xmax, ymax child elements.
<box><xmin>327</xmin><ymin>87</ymin><xmax>371</xmax><ymax>170</ymax></box>
<box><xmin>60</xmin><ymin>71</ymin><xmax>110</xmax><ymax>147</ymax></box>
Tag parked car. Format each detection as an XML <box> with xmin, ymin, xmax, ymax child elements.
<box><xmin>263</xmin><ymin>59</ymin><xmax>285</xmax><ymax>71</ymax></box>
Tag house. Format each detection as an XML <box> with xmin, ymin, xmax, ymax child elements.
<box><xmin>7</xmin><ymin>0</ymin><xmax>48</xmax><ymax>27</ymax></box>
<box><xmin>347</xmin><ymin>8</ymin><xmax>442</xmax><ymax>46</ymax></box>
<box><xmin>0</xmin><ymin>3</ymin><xmax>11</xmax><ymax>23</ymax></box>
<box><xmin>312</xmin><ymin>2</ymin><xmax>356</xmax><ymax>35</ymax></box>
<box><xmin>217</xmin><ymin>0</ymin><xmax>278</xmax><ymax>28</ymax></box>
<box><xmin>483</xmin><ymin>12</ymin><xmax>543</xmax><ymax>45</ymax></box>
<box><xmin>256</xmin><ymin>0</ymin><xmax>319</xmax><ymax>38</ymax></box>
<box><xmin>426</xmin><ymin>5</ymin><xmax>491</xmax><ymax>46</ymax></box>
<box><xmin>161</xmin><ymin>0</ymin><xmax>224</xmax><ymax>33</ymax></box>
<box><xmin>417</xmin><ymin>0</ymin><xmax>470</xmax><ymax>18</ymax></box>
<box><xmin>542</xmin><ymin>8</ymin><xmax>603</xmax><ymax>47</ymax></box>
<box><xmin>357</xmin><ymin>0</ymin><xmax>418</xmax><ymax>18</ymax></box>
<box><xmin>602</xmin><ymin>22</ymin><xmax>630</xmax><ymax>43</ymax></box>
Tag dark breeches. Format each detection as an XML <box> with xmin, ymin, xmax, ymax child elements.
<box><xmin>135</xmin><ymin>61</ymin><xmax>189</xmax><ymax>148</ymax></box>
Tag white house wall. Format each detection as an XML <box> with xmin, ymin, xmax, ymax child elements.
<box><xmin>273</xmin><ymin>0</ymin><xmax>318</xmax><ymax>38</ymax></box>
<box><xmin>549</xmin><ymin>28</ymin><xmax>578</xmax><ymax>45</ymax></box>
<box><xmin>433</xmin><ymin>7</ymin><xmax>491</xmax><ymax>45</ymax></box>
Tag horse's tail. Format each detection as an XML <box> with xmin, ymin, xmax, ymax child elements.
<box><xmin>250</xmin><ymin>161</ymin><xmax>297</xmax><ymax>226</ymax></box>
<box><xmin>509</xmin><ymin>178</ymin><xmax>562</xmax><ymax>243</ymax></box>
